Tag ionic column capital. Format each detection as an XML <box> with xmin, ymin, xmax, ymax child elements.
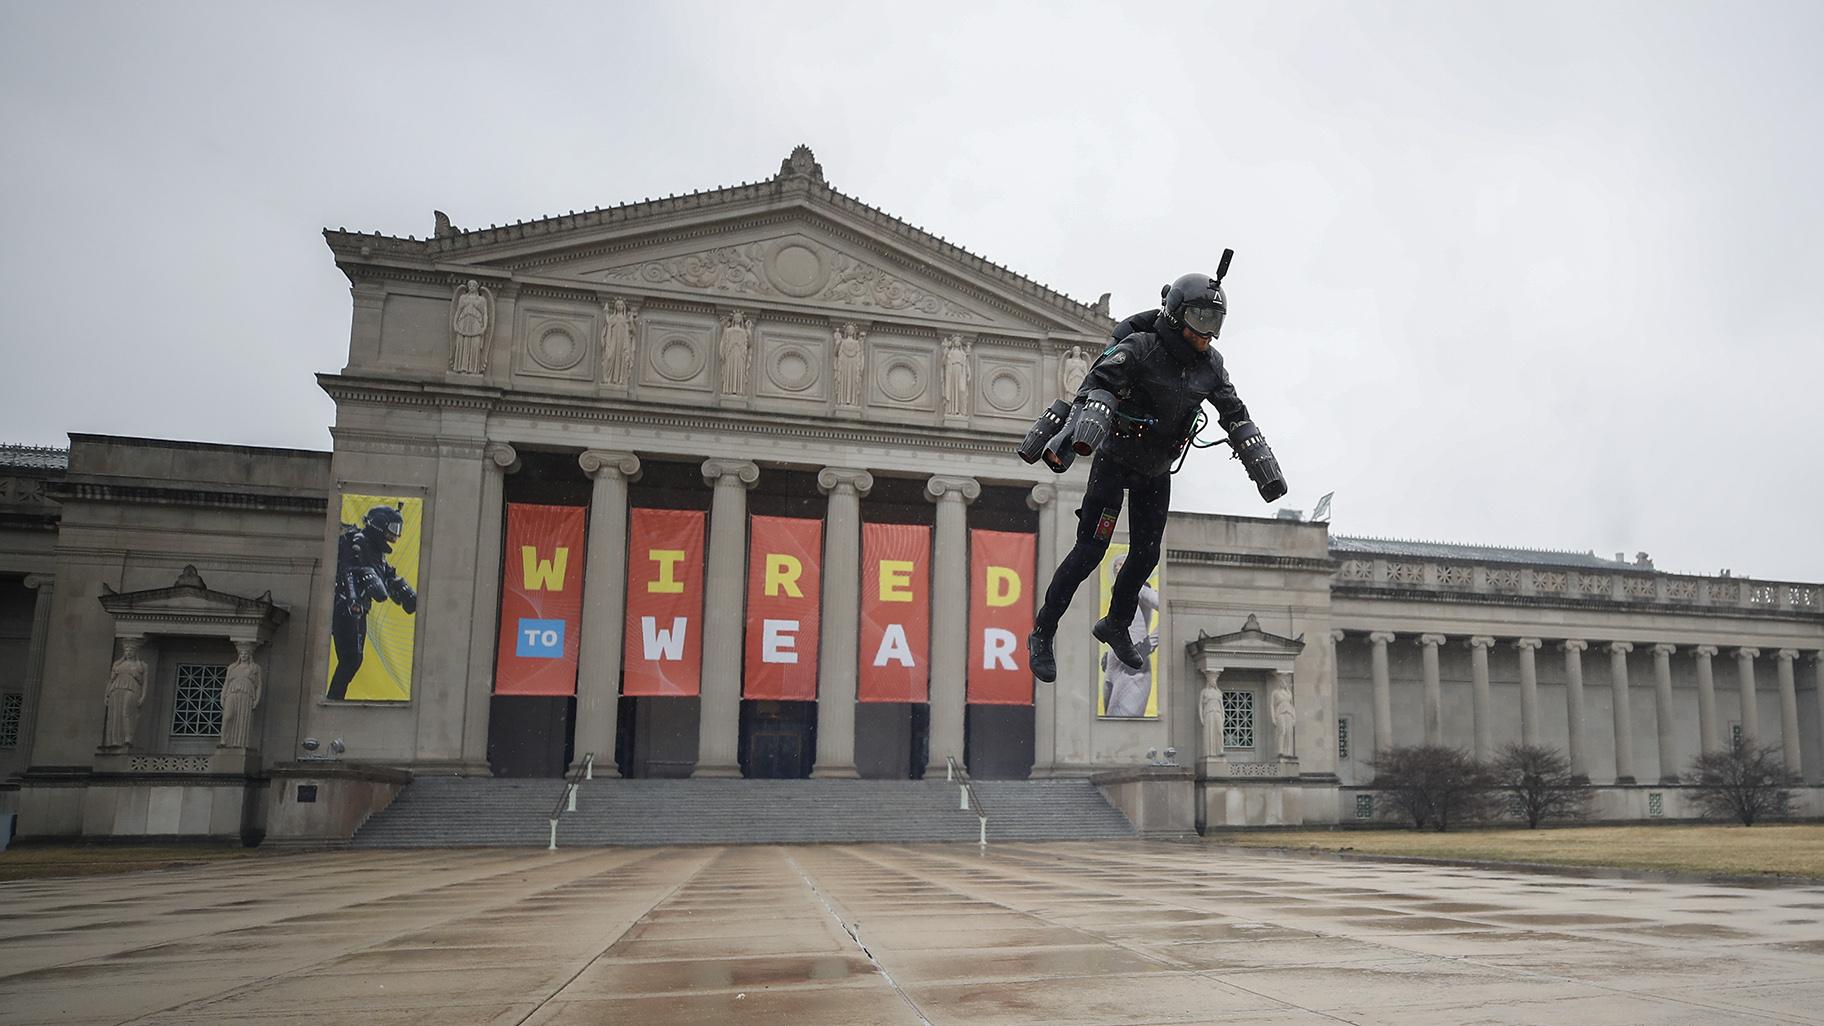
<box><xmin>22</xmin><ymin>573</ymin><xmax>53</xmax><ymax>591</ymax></box>
<box><xmin>1693</xmin><ymin>645</ymin><xmax>1719</xmax><ymax>658</ymax></box>
<box><xmin>1330</xmin><ymin>629</ymin><xmax>1346</xmax><ymax>643</ymax></box>
<box><xmin>578</xmin><ymin>449</ymin><xmax>641</xmax><ymax>482</ymax></box>
<box><xmin>1515</xmin><ymin>638</ymin><xmax>1543</xmax><ymax>651</ymax></box>
<box><xmin>1652</xmin><ymin>643</ymin><xmax>1678</xmax><ymax>657</ymax></box>
<box><xmin>1776</xmin><ymin>648</ymin><xmax>1800</xmax><ymax>662</ymax></box>
<box><xmin>1026</xmin><ymin>482</ymin><xmax>1057</xmax><ymax>510</ymax></box>
<box><xmin>485</xmin><ymin>441</ymin><xmax>520</xmax><ymax>473</ymax></box>
<box><xmin>701</xmin><ymin>458</ymin><xmax>760</xmax><ymax>488</ymax></box>
<box><xmin>1735</xmin><ymin>647</ymin><xmax>1761</xmax><ymax>660</ymax></box>
<box><xmin>1419</xmin><ymin>633</ymin><xmax>1447</xmax><ymax>648</ymax></box>
<box><xmin>1468</xmin><ymin>635</ymin><xmax>1495</xmax><ymax>649</ymax></box>
<box><xmin>1368</xmin><ymin>631</ymin><xmax>1396</xmax><ymax>645</ymax></box>
<box><xmin>1608</xmin><ymin>641</ymin><xmax>1634</xmax><ymax>655</ymax></box>
<box><xmin>924</xmin><ymin>475</ymin><xmax>981</xmax><ymax>504</ymax></box>
<box><xmin>1561</xmin><ymin>639</ymin><xmax>1588</xmax><ymax>653</ymax></box>
<box><xmin>816</xmin><ymin>466</ymin><xmax>874</xmax><ymax>497</ymax></box>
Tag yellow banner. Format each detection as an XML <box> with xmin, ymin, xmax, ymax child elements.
<box><xmin>325</xmin><ymin>494</ymin><xmax>423</xmax><ymax>702</ymax></box>
<box><xmin>1096</xmin><ymin>542</ymin><xmax>1161</xmax><ymax>718</ymax></box>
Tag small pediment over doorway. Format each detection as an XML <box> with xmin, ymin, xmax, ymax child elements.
<box><xmin>1184</xmin><ymin>613</ymin><xmax>1305</xmax><ymax>671</ymax></box>
<box><xmin>98</xmin><ymin>565</ymin><xmax>288</xmax><ymax>644</ymax></box>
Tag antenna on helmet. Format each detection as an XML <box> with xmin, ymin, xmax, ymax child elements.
<box><xmin>1214</xmin><ymin>248</ymin><xmax>1234</xmax><ymax>286</ymax></box>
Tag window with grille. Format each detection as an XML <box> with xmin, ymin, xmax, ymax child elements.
<box><xmin>1223</xmin><ymin>690</ymin><xmax>1254</xmax><ymax>749</ymax></box>
<box><xmin>170</xmin><ymin>664</ymin><xmax>226</xmax><ymax>737</ymax></box>
<box><xmin>0</xmin><ymin>693</ymin><xmax>21</xmax><ymax>749</ymax></box>
<box><xmin>1647</xmin><ymin>792</ymin><xmax>1664</xmax><ymax>818</ymax></box>
<box><xmin>1354</xmin><ymin>794</ymin><xmax>1374</xmax><ymax>819</ymax></box>
<box><xmin>1730</xmin><ymin>722</ymin><xmax>1743</xmax><ymax>747</ymax></box>
<box><xmin>1337</xmin><ymin>717</ymin><xmax>1351</xmax><ymax>760</ymax></box>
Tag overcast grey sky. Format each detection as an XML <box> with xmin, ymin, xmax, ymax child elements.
<box><xmin>2</xmin><ymin>1</ymin><xmax>1820</xmax><ymax>580</ymax></box>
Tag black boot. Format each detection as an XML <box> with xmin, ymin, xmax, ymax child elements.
<box><xmin>1093</xmin><ymin>615</ymin><xmax>1145</xmax><ymax>670</ymax></box>
<box><xmin>1028</xmin><ymin>630</ymin><xmax>1057</xmax><ymax>684</ymax></box>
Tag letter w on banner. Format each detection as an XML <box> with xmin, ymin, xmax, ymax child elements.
<box><xmin>623</xmin><ymin>508</ymin><xmax>705</xmax><ymax>697</ymax></box>
<box><xmin>860</xmin><ymin>522</ymin><xmax>930</xmax><ymax>703</ymax></box>
<box><xmin>968</xmin><ymin>529</ymin><xmax>1035</xmax><ymax>705</ymax></box>
<box><xmin>494</xmin><ymin>503</ymin><xmax>587</xmax><ymax>696</ymax></box>
<box><xmin>744</xmin><ymin>515</ymin><xmax>822</xmax><ymax>700</ymax></box>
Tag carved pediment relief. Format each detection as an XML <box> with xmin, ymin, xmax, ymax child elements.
<box><xmin>99</xmin><ymin>565</ymin><xmax>289</xmax><ymax>643</ymax></box>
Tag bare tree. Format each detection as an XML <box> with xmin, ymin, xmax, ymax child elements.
<box><xmin>1489</xmin><ymin>744</ymin><xmax>1588</xmax><ymax>829</ymax></box>
<box><xmin>1685</xmin><ymin>739</ymin><xmax>1794</xmax><ymax>826</ymax></box>
<box><xmin>1370</xmin><ymin>745</ymin><xmax>1494</xmax><ymax>832</ymax></box>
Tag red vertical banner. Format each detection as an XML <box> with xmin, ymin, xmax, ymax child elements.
<box><xmin>743</xmin><ymin>516</ymin><xmax>824</xmax><ymax>700</ymax></box>
<box><xmin>968</xmin><ymin>529</ymin><xmax>1035</xmax><ymax>706</ymax></box>
<box><xmin>623</xmin><ymin>508</ymin><xmax>705</xmax><ymax>697</ymax></box>
<box><xmin>859</xmin><ymin>523</ymin><xmax>931</xmax><ymax>703</ymax></box>
<box><xmin>494</xmin><ymin>503</ymin><xmax>587</xmax><ymax>696</ymax></box>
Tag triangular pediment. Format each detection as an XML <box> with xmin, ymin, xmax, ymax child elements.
<box><xmin>99</xmin><ymin>566</ymin><xmax>288</xmax><ymax>641</ymax></box>
<box><xmin>1186</xmin><ymin>614</ymin><xmax>1306</xmax><ymax>659</ymax></box>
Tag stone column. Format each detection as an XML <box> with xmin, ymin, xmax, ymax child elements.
<box><xmin>1468</xmin><ymin>636</ymin><xmax>1494</xmax><ymax>761</ymax></box>
<box><xmin>1812</xmin><ymin>655</ymin><xmax>1824</xmax><ymax>786</ymax></box>
<box><xmin>1419</xmin><ymin>634</ymin><xmax>1445</xmax><ymax>746</ymax></box>
<box><xmin>697</xmin><ymin>458</ymin><xmax>759</xmax><ymax>777</ymax></box>
<box><xmin>573</xmin><ymin>450</ymin><xmax>640</xmax><ymax>776</ymax></box>
<box><xmin>1735</xmin><ymin>647</ymin><xmax>1761</xmax><ymax>745</ymax></box>
<box><xmin>925</xmin><ymin>475</ymin><xmax>980</xmax><ymax>776</ymax></box>
<box><xmin>1776</xmin><ymin>649</ymin><xmax>1803</xmax><ymax>777</ymax></box>
<box><xmin>812</xmin><ymin>467</ymin><xmax>873</xmax><ymax>779</ymax></box>
<box><xmin>1515</xmin><ymin>638</ymin><xmax>1542</xmax><ymax>747</ymax></box>
<box><xmin>1368</xmin><ymin>631</ymin><xmax>1395</xmax><ymax>755</ymax></box>
<box><xmin>1028</xmin><ymin>483</ymin><xmax>1058</xmax><ymax>776</ymax></box>
<box><xmin>1561</xmin><ymin>640</ymin><xmax>1589</xmax><ymax>781</ymax></box>
<box><xmin>19</xmin><ymin>575</ymin><xmax>54</xmax><ymax>765</ymax></box>
<box><xmin>1608</xmin><ymin>642</ymin><xmax>1635</xmax><ymax>783</ymax></box>
<box><xmin>1693</xmin><ymin>645</ymin><xmax>1720</xmax><ymax>754</ymax></box>
<box><xmin>460</xmin><ymin>442</ymin><xmax>518</xmax><ymax>770</ymax></box>
<box><xmin>1651</xmin><ymin>643</ymin><xmax>1678</xmax><ymax>783</ymax></box>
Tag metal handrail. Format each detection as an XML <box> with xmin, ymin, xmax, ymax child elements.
<box><xmin>946</xmin><ymin>756</ymin><xmax>988</xmax><ymax>848</ymax></box>
<box><xmin>547</xmin><ymin>752</ymin><xmax>594</xmax><ymax>850</ymax></box>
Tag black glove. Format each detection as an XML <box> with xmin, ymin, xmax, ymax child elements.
<box><xmin>1227</xmin><ymin>421</ymin><xmax>1287</xmax><ymax>502</ymax></box>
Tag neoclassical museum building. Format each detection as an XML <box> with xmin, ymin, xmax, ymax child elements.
<box><xmin>2</xmin><ymin>147</ymin><xmax>1820</xmax><ymax>843</ymax></box>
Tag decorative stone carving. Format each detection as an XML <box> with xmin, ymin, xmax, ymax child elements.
<box><xmin>607</xmin><ymin>240</ymin><xmax>984</xmax><ymax>321</ymax></box>
<box><xmin>1198</xmin><ymin>672</ymin><xmax>1225</xmax><ymax>760</ymax></box>
<box><xmin>833</xmin><ymin>323</ymin><xmax>865</xmax><ymax>407</ymax></box>
<box><xmin>778</xmin><ymin>144</ymin><xmax>825</xmax><ymax>183</ymax></box>
<box><xmin>1387</xmin><ymin>562</ymin><xmax>1424</xmax><ymax>586</ymax></box>
<box><xmin>1059</xmin><ymin>345</ymin><xmax>1090</xmax><ymax>400</ymax></box>
<box><xmin>449</xmin><ymin>280</ymin><xmax>493</xmax><ymax>374</ymax></box>
<box><xmin>820</xmin><ymin>253</ymin><xmax>981</xmax><ymax>320</ymax></box>
<box><xmin>1272</xmin><ymin>674</ymin><xmax>1296</xmax><ymax>757</ymax></box>
<box><xmin>599</xmin><ymin>299</ymin><xmax>636</xmax><ymax>386</ymax></box>
<box><xmin>717</xmin><ymin>313</ymin><xmax>752</xmax><ymax>396</ymax></box>
<box><xmin>218</xmin><ymin>641</ymin><xmax>264</xmax><ymax>750</ymax></box>
<box><xmin>1338</xmin><ymin>559</ymin><xmax>1374</xmax><ymax>582</ymax></box>
<box><xmin>102</xmin><ymin>637</ymin><xmax>148</xmax><ymax>750</ymax></box>
<box><xmin>941</xmin><ymin>335</ymin><xmax>971</xmax><ymax>417</ymax></box>
<box><xmin>127</xmin><ymin>754</ymin><xmax>210</xmax><ymax>773</ymax></box>
<box><xmin>1487</xmin><ymin>568</ymin><xmax>1521</xmax><ymax>592</ymax></box>
<box><xmin>527</xmin><ymin>322</ymin><xmax>586</xmax><ymax>373</ymax></box>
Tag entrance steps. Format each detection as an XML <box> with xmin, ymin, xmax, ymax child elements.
<box><xmin>351</xmin><ymin>776</ymin><xmax>1137</xmax><ymax>848</ymax></box>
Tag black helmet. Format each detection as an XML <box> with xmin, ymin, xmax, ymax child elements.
<box><xmin>1161</xmin><ymin>272</ymin><xmax>1226</xmax><ymax>338</ymax></box>
<box><xmin>362</xmin><ymin>504</ymin><xmax>406</xmax><ymax>546</ymax></box>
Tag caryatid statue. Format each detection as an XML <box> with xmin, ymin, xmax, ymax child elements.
<box><xmin>718</xmin><ymin>313</ymin><xmax>752</xmax><ymax>396</ymax></box>
<box><xmin>449</xmin><ymin>279</ymin><xmax>493</xmax><ymax>374</ymax></box>
<box><xmin>101</xmin><ymin>638</ymin><xmax>149</xmax><ymax>749</ymax></box>
<box><xmin>218</xmin><ymin>641</ymin><xmax>265</xmax><ymax>750</ymax></box>
<box><xmin>1197</xmin><ymin>674</ymin><xmax>1224</xmax><ymax>759</ymax></box>
<box><xmin>1059</xmin><ymin>345</ymin><xmax>1090</xmax><ymax>400</ymax></box>
<box><xmin>1272</xmin><ymin>674</ymin><xmax>1297</xmax><ymax>758</ymax></box>
<box><xmin>600</xmin><ymin>298</ymin><xmax>635</xmax><ymax>386</ymax></box>
<box><xmin>833</xmin><ymin>323</ymin><xmax>864</xmax><ymax>407</ymax></box>
<box><xmin>941</xmin><ymin>334</ymin><xmax>971</xmax><ymax>417</ymax></box>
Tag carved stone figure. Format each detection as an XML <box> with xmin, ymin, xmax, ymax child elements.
<box><xmin>449</xmin><ymin>280</ymin><xmax>493</xmax><ymax>374</ymax></box>
<box><xmin>833</xmin><ymin>323</ymin><xmax>864</xmax><ymax>407</ymax></box>
<box><xmin>219</xmin><ymin>641</ymin><xmax>265</xmax><ymax>750</ymax></box>
<box><xmin>101</xmin><ymin>638</ymin><xmax>148</xmax><ymax>749</ymax></box>
<box><xmin>1198</xmin><ymin>677</ymin><xmax>1224</xmax><ymax>759</ymax></box>
<box><xmin>718</xmin><ymin>313</ymin><xmax>751</xmax><ymax>396</ymax></box>
<box><xmin>1060</xmin><ymin>345</ymin><xmax>1090</xmax><ymax>400</ymax></box>
<box><xmin>941</xmin><ymin>335</ymin><xmax>971</xmax><ymax>417</ymax></box>
<box><xmin>600</xmin><ymin>299</ymin><xmax>635</xmax><ymax>386</ymax></box>
<box><xmin>1272</xmin><ymin>675</ymin><xmax>1297</xmax><ymax>757</ymax></box>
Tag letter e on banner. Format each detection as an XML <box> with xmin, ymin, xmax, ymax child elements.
<box><xmin>968</xmin><ymin>529</ymin><xmax>1034</xmax><ymax>705</ymax></box>
<box><xmin>860</xmin><ymin>523</ymin><xmax>930</xmax><ymax>702</ymax></box>
<box><xmin>744</xmin><ymin>516</ymin><xmax>822</xmax><ymax>700</ymax></box>
<box><xmin>623</xmin><ymin>509</ymin><xmax>705</xmax><ymax>696</ymax></box>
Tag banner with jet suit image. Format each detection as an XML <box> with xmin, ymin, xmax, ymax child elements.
<box><xmin>493</xmin><ymin>503</ymin><xmax>586</xmax><ymax>697</ymax></box>
<box><xmin>967</xmin><ymin>529</ymin><xmax>1035</xmax><ymax>706</ymax></box>
<box><xmin>859</xmin><ymin>522</ymin><xmax>931</xmax><ymax>703</ymax></box>
<box><xmin>742</xmin><ymin>515</ymin><xmax>823</xmax><ymax>701</ymax></box>
<box><xmin>622</xmin><ymin>508</ymin><xmax>705</xmax><ymax>697</ymax></box>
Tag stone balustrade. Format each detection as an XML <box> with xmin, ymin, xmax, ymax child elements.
<box><xmin>1333</xmin><ymin>556</ymin><xmax>1822</xmax><ymax>615</ymax></box>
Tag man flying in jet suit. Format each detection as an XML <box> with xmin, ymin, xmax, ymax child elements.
<box><xmin>1016</xmin><ymin>258</ymin><xmax>1286</xmax><ymax>683</ymax></box>
<box><xmin>326</xmin><ymin>503</ymin><xmax>418</xmax><ymax>701</ymax></box>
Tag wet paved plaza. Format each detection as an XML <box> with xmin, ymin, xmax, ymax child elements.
<box><xmin>3</xmin><ymin>843</ymin><xmax>1823</xmax><ymax>1025</ymax></box>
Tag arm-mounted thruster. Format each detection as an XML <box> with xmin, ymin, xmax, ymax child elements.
<box><xmin>1017</xmin><ymin>399</ymin><xmax>1073</xmax><ymax>465</ymax></box>
<box><xmin>1042</xmin><ymin>405</ymin><xmax>1081</xmax><ymax>472</ymax></box>
<box><xmin>1226</xmin><ymin>421</ymin><xmax>1288</xmax><ymax>502</ymax></box>
<box><xmin>1070</xmin><ymin>389</ymin><xmax>1119</xmax><ymax>456</ymax></box>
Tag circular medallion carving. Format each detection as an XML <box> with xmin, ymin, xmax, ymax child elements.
<box><xmin>652</xmin><ymin>335</ymin><xmax>704</xmax><ymax>383</ymax></box>
<box><xmin>529</xmin><ymin>324</ymin><xmax>585</xmax><ymax>371</ymax></box>
<box><xmin>985</xmin><ymin>368</ymin><xmax>1027</xmax><ymax>412</ymax></box>
<box><xmin>763</xmin><ymin>237</ymin><xmax>831</xmax><ymax>298</ymax></box>
<box><xmin>880</xmin><ymin>356</ymin><xmax>925</xmax><ymax>403</ymax></box>
<box><xmin>767</xmin><ymin>344</ymin><xmax>820</xmax><ymax>393</ymax></box>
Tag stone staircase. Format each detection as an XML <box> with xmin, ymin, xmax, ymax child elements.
<box><xmin>351</xmin><ymin>776</ymin><xmax>1137</xmax><ymax>848</ymax></box>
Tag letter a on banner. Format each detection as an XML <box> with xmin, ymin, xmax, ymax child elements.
<box><xmin>744</xmin><ymin>516</ymin><xmax>823</xmax><ymax>700</ymax></box>
<box><xmin>860</xmin><ymin>522</ymin><xmax>931</xmax><ymax>702</ymax></box>
<box><xmin>623</xmin><ymin>508</ymin><xmax>705</xmax><ymax>696</ymax></box>
<box><xmin>494</xmin><ymin>503</ymin><xmax>588</xmax><ymax>696</ymax></box>
<box><xmin>968</xmin><ymin>529</ymin><xmax>1035</xmax><ymax>705</ymax></box>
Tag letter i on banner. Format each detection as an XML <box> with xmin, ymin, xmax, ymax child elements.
<box><xmin>968</xmin><ymin>529</ymin><xmax>1034</xmax><ymax>705</ymax></box>
<box><xmin>494</xmin><ymin>503</ymin><xmax>587</xmax><ymax>696</ymax></box>
<box><xmin>860</xmin><ymin>522</ymin><xmax>931</xmax><ymax>703</ymax></box>
<box><xmin>623</xmin><ymin>508</ymin><xmax>705</xmax><ymax>696</ymax></box>
<box><xmin>744</xmin><ymin>516</ymin><xmax>823</xmax><ymax>700</ymax></box>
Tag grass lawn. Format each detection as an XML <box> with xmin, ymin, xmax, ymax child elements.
<box><xmin>0</xmin><ymin>845</ymin><xmax>267</xmax><ymax>882</ymax></box>
<box><xmin>1206</xmin><ymin>824</ymin><xmax>1824</xmax><ymax>880</ymax></box>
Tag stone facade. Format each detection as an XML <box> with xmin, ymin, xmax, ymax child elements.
<box><xmin>1</xmin><ymin>149</ymin><xmax>1819</xmax><ymax>841</ymax></box>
